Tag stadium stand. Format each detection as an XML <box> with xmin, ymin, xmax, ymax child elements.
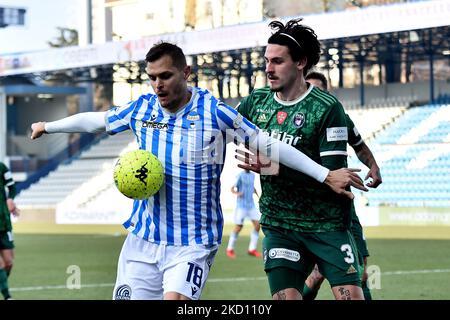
<box><xmin>349</xmin><ymin>103</ymin><xmax>450</xmax><ymax>208</ymax></box>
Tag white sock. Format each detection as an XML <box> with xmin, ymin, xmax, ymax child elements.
<box><xmin>248</xmin><ymin>230</ymin><xmax>259</xmax><ymax>251</ymax></box>
<box><xmin>227</xmin><ymin>231</ymin><xmax>238</xmax><ymax>250</ymax></box>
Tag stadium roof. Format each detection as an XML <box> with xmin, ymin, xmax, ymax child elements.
<box><xmin>0</xmin><ymin>0</ymin><xmax>449</xmax><ymax>77</ymax></box>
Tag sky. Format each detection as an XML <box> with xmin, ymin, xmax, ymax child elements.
<box><xmin>0</xmin><ymin>0</ymin><xmax>87</xmax><ymax>55</ymax></box>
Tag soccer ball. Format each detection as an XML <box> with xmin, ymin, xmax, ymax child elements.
<box><xmin>113</xmin><ymin>149</ymin><xmax>164</xmax><ymax>200</ymax></box>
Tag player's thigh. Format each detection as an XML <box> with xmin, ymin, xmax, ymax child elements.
<box><xmin>331</xmin><ymin>284</ymin><xmax>364</xmax><ymax>300</ymax></box>
<box><xmin>0</xmin><ymin>231</ymin><xmax>14</xmax><ymax>251</ymax></box>
<box><xmin>163</xmin><ymin>244</ymin><xmax>218</xmax><ymax>300</ymax></box>
<box><xmin>351</xmin><ymin>221</ymin><xmax>370</xmax><ymax>264</ymax></box>
<box><xmin>308</xmin><ymin>230</ymin><xmax>362</xmax><ymax>288</ymax></box>
<box><xmin>262</xmin><ymin>226</ymin><xmax>315</xmax><ymax>296</ymax></box>
<box><xmin>248</xmin><ymin>207</ymin><xmax>261</xmax><ymax>222</ymax></box>
<box><xmin>113</xmin><ymin>233</ymin><xmax>164</xmax><ymax>300</ymax></box>
<box><xmin>233</xmin><ymin>207</ymin><xmax>246</xmax><ymax>225</ymax></box>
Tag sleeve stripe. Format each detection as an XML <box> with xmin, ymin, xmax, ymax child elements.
<box><xmin>352</xmin><ymin>139</ymin><xmax>364</xmax><ymax>147</ymax></box>
<box><xmin>6</xmin><ymin>181</ymin><xmax>14</xmax><ymax>187</ymax></box>
<box><xmin>320</xmin><ymin>150</ymin><xmax>348</xmax><ymax>157</ymax></box>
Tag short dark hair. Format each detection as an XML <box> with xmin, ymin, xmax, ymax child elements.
<box><xmin>305</xmin><ymin>71</ymin><xmax>328</xmax><ymax>90</ymax></box>
<box><xmin>145</xmin><ymin>42</ymin><xmax>187</xmax><ymax>70</ymax></box>
<box><xmin>267</xmin><ymin>18</ymin><xmax>321</xmax><ymax>76</ymax></box>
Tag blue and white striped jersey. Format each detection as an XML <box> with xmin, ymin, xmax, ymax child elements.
<box><xmin>106</xmin><ymin>87</ymin><xmax>258</xmax><ymax>246</ymax></box>
<box><xmin>234</xmin><ymin>171</ymin><xmax>256</xmax><ymax>210</ymax></box>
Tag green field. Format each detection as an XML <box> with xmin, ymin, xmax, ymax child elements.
<box><xmin>7</xmin><ymin>224</ymin><xmax>450</xmax><ymax>300</ymax></box>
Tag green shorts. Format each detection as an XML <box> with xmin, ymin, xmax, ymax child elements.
<box><xmin>351</xmin><ymin>220</ymin><xmax>370</xmax><ymax>259</ymax></box>
<box><xmin>262</xmin><ymin>225</ymin><xmax>361</xmax><ymax>295</ymax></box>
<box><xmin>0</xmin><ymin>231</ymin><xmax>14</xmax><ymax>250</ymax></box>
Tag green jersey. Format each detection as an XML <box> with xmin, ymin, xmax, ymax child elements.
<box><xmin>238</xmin><ymin>85</ymin><xmax>351</xmax><ymax>232</ymax></box>
<box><xmin>0</xmin><ymin>162</ymin><xmax>16</xmax><ymax>232</ymax></box>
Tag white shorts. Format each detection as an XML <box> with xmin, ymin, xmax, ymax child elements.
<box><xmin>113</xmin><ymin>233</ymin><xmax>218</xmax><ymax>300</ymax></box>
<box><xmin>233</xmin><ymin>206</ymin><xmax>260</xmax><ymax>225</ymax></box>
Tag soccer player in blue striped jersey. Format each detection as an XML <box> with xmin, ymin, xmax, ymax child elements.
<box><xmin>226</xmin><ymin>169</ymin><xmax>262</xmax><ymax>259</ymax></box>
<box><xmin>30</xmin><ymin>42</ymin><xmax>366</xmax><ymax>300</ymax></box>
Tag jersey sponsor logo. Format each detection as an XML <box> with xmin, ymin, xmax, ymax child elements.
<box><xmin>268</xmin><ymin>248</ymin><xmax>300</xmax><ymax>262</ymax></box>
<box><xmin>293</xmin><ymin>112</ymin><xmax>305</xmax><ymax>128</ymax></box>
<box><xmin>276</xmin><ymin>111</ymin><xmax>287</xmax><ymax>124</ymax></box>
<box><xmin>141</xmin><ymin>120</ymin><xmax>169</xmax><ymax>130</ymax></box>
<box><xmin>114</xmin><ymin>284</ymin><xmax>132</xmax><ymax>300</ymax></box>
<box><xmin>326</xmin><ymin>127</ymin><xmax>348</xmax><ymax>142</ymax></box>
<box><xmin>265</xmin><ymin>129</ymin><xmax>302</xmax><ymax>146</ymax></box>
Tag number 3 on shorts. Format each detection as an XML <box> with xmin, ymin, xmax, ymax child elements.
<box><xmin>340</xmin><ymin>244</ymin><xmax>355</xmax><ymax>264</ymax></box>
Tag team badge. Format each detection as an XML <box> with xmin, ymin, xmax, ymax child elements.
<box><xmin>114</xmin><ymin>284</ymin><xmax>131</xmax><ymax>300</ymax></box>
<box><xmin>276</xmin><ymin>111</ymin><xmax>287</xmax><ymax>124</ymax></box>
<box><xmin>293</xmin><ymin>112</ymin><xmax>305</xmax><ymax>128</ymax></box>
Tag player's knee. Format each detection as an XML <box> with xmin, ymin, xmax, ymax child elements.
<box><xmin>5</xmin><ymin>261</ymin><xmax>13</xmax><ymax>272</ymax></box>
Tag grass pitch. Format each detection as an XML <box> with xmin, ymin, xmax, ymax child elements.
<box><xmin>7</xmin><ymin>223</ymin><xmax>450</xmax><ymax>300</ymax></box>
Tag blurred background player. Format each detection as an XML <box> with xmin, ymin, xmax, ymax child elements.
<box><xmin>226</xmin><ymin>169</ymin><xmax>262</xmax><ymax>259</ymax></box>
<box><xmin>0</xmin><ymin>161</ymin><xmax>20</xmax><ymax>300</ymax></box>
<box><xmin>303</xmin><ymin>71</ymin><xmax>382</xmax><ymax>300</ymax></box>
<box><xmin>30</xmin><ymin>42</ymin><xmax>366</xmax><ymax>300</ymax></box>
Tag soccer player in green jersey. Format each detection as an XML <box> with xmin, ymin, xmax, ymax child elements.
<box><xmin>237</xmin><ymin>18</ymin><xmax>367</xmax><ymax>300</ymax></box>
<box><xmin>0</xmin><ymin>161</ymin><xmax>20</xmax><ymax>300</ymax></box>
<box><xmin>302</xmin><ymin>71</ymin><xmax>382</xmax><ymax>300</ymax></box>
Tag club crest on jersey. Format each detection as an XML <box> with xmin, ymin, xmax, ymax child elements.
<box><xmin>114</xmin><ymin>284</ymin><xmax>131</xmax><ymax>300</ymax></box>
<box><xmin>276</xmin><ymin>111</ymin><xmax>287</xmax><ymax>124</ymax></box>
<box><xmin>293</xmin><ymin>112</ymin><xmax>305</xmax><ymax>128</ymax></box>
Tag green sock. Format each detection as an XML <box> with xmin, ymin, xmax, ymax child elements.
<box><xmin>362</xmin><ymin>280</ymin><xmax>372</xmax><ymax>300</ymax></box>
<box><xmin>0</xmin><ymin>268</ymin><xmax>11</xmax><ymax>300</ymax></box>
<box><xmin>302</xmin><ymin>284</ymin><xmax>319</xmax><ymax>301</ymax></box>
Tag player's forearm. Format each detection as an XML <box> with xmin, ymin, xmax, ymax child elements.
<box><xmin>356</xmin><ymin>142</ymin><xmax>378</xmax><ymax>170</ymax></box>
<box><xmin>250</xmin><ymin>131</ymin><xmax>329</xmax><ymax>183</ymax></box>
<box><xmin>45</xmin><ymin>112</ymin><xmax>107</xmax><ymax>133</ymax></box>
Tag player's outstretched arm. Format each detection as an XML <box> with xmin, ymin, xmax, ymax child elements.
<box><xmin>236</xmin><ymin>148</ymin><xmax>367</xmax><ymax>199</ymax></box>
<box><xmin>244</xmin><ymin>132</ymin><xmax>368</xmax><ymax>199</ymax></box>
<box><xmin>30</xmin><ymin>112</ymin><xmax>107</xmax><ymax>140</ymax></box>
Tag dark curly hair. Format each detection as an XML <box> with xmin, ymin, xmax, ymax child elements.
<box><xmin>268</xmin><ymin>18</ymin><xmax>321</xmax><ymax>76</ymax></box>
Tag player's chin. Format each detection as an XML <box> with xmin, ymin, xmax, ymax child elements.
<box><xmin>269</xmin><ymin>84</ymin><xmax>282</xmax><ymax>92</ymax></box>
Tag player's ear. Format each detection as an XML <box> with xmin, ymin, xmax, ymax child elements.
<box><xmin>297</xmin><ymin>57</ymin><xmax>307</xmax><ymax>72</ymax></box>
<box><xmin>183</xmin><ymin>66</ymin><xmax>191</xmax><ymax>80</ymax></box>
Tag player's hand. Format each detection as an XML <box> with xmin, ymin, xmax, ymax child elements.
<box><xmin>235</xmin><ymin>149</ymin><xmax>280</xmax><ymax>175</ymax></box>
<box><xmin>324</xmin><ymin>168</ymin><xmax>368</xmax><ymax>199</ymax></box>
<box><xmin>365</xmin><ymin>165</ymin><xmax>382</xmax><ymax>188</ymax></box>
<box><xmin>6</xmin><ymin>198</ymin><xmax>20</xmax><ymax>217</ymax></box>
<box><xmin>30</xmin><ymin>122</ymin><xmax>47</xmax><ymax>140</ymax></box>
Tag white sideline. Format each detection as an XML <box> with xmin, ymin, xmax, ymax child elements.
<box><xmin>10</xmin><ymin>268</ymin><xmax>450</xmax><ymax>292</ymax></box>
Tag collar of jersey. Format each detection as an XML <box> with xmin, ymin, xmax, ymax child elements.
<box><xmin>159</xmin><ymin>86</ymin><xmax>197</xmax><ymax>118</ymax></box>
<box><xmin>273</xmin><ymin>84</ymin><xmax>313</xmax><ymax>106</ymax></box>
